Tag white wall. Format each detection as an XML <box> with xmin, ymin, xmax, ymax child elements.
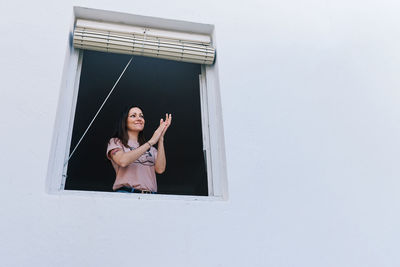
<box><xmin>1</xmin><ymin>0</ymin><xmax>400</xmax><ymax>266</ymax></box>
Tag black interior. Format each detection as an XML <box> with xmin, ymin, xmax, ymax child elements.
<box><xmin>65</xmin><ymin>50</ymin><xmax>208</xmax><ymax>196</ymax></box>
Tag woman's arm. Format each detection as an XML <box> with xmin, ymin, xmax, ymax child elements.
<box><xmin>110</xmin><ymin>142</ymin><xmax>152</xmax><ymax>168</ymax></box>
<box><xmin>155</xmin><ymin>114</ymin><xmax>172</xmax><ymax>174</ymax></box>
<box><xmin>111</xmin><ymin>121</ymin><xmax>167</xmax><ymax>167</ymax></box>
<box><xmin>155</xmin><ymin>138</ymin><xmax>166</xmax><ymax>174</ymax></box>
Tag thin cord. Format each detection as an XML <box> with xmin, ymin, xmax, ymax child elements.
<box><xmin>64</xmin><ymin>56</ymin><xmax>134</xmax><ymax>166</ymax></box>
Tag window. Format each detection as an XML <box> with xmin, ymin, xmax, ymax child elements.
<box><xmin>46</xmin><ymin>6</ymin><xmax>227</xmax><ymax>200</ymax></box>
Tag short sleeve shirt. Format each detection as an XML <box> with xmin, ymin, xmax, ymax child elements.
<box><xmin>107</xmin><ymin>138</ymin><xmax>158</xmax><ymax>192</ymax></box>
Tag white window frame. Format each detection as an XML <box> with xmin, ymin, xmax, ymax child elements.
<box><xmin>46</xmin><ymin>6</ymin><xmax>228</xmax><ymax>201</ymax></box>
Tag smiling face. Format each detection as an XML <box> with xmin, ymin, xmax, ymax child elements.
<box><xmin>126</xmin><ymin>107</ymin><xmax>145</xmax><ymax>132</ymax></box>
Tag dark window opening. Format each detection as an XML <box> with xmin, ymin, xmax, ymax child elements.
<box><xmin>65</xmin><ymin>50</ymin><xmax>208</xmax><ymax>196</ymax></box>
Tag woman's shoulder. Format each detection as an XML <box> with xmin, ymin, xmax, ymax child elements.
<box><xmin>150</xmin><ymin>145</ymin><xmax>158</xmax><ymax>153</ymax></box>
<box><xmin>108</xmin><ymin>137</ymin><xmax>123</xmax><ymax>146</ymax></box>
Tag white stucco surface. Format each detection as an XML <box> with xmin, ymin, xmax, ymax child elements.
<box><xmin>1</xmin><ymin>0</ymin><xmax>400</xmax><ymax>266</ymax></box>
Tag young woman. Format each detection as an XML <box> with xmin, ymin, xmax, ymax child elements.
<box><xmin>106</xmin><ymin>106</ymin><xmax>172</xmax><ymax>193</ymax></box>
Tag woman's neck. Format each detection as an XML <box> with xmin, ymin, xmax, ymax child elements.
<box><xmin>127</xmin><ymin>130</ymin><xmax>139</xmax><ymax>141</ymax></box>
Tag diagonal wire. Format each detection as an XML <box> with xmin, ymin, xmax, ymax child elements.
<box><xmin>64</xmin><ymin>56</ymin><xmax>133</xmax><ymax>166</ymax></box>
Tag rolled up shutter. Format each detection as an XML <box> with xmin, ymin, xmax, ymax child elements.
<box><xmin>73</xmin><ymin>19</ymin><xmax>215</xmax><ymax>65</ymax></box>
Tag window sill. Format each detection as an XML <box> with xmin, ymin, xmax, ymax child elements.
<box><xmin>49</xmin><ymin>189</ymin><xmax>226</xmax><ymax>202</ymax></box>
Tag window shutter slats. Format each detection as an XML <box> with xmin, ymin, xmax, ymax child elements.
<box><xmin>73</xmin><ymin>19</ymin><xmax>215</xmax><ymax>65</ymax></box>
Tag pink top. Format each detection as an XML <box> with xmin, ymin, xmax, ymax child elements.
<box><xmin>106</xmin><ymin>138</ymin><xmax>158</xmax><ymax>192</ymax></box>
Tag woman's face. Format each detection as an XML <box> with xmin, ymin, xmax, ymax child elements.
<box><xmin>126</xmin><ymin>107</ymin><xmax>145</xmax><ymax>132</ymax></box>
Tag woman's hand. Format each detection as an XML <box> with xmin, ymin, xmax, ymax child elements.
<box><xmin>149</xmin><ymin>121</ymin><xmax>166</xmax><ymax>145</ymax></box>
<box><xmin>160</xmin><ymin>113</ymin><xmax>172</xmax><ymax>138</ymax></box>
<box><xmin>149</xmin><ymin>114</ymin><xmax>172</xmax><ymax>145</ymax></box>
<box><xmin>154</xmin><ymin>114</ymin><xmax>171</xmax><ymax>174</ymax></box>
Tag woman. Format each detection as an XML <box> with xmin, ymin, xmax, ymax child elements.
<box><xmin>106</xmin><ymin>106</ymin><xmax>172</xmax><ymax>193</ymax></box>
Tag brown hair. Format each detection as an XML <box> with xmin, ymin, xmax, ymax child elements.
<box><xmin>111</xmin><ymin>105</ymin><xmax>146</xmax><ymax>148</ymax></box>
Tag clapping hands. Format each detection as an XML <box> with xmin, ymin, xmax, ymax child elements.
<box><xmin>160</xmin><ymin>113</ymin><xmax>172</xmax><ymax>137</ymax></box>
<box><xmin>149</xmin><ymin>113</ymin><xmax>172</xmax><ymax>145</ymax></box>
